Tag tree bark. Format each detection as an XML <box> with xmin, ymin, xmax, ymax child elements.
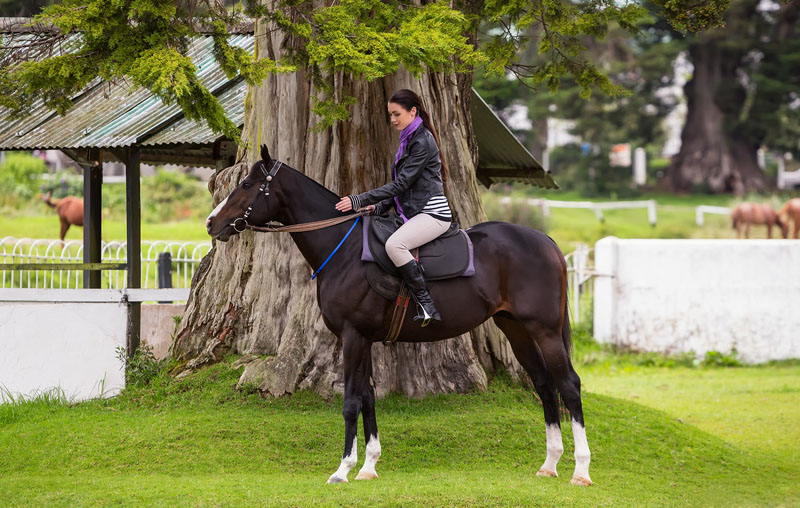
<box><xmin>667</xmin><ymin>1</ymin><xmax>768</xmax><ymax>194</ymax></box>
<box><xmin>172</xmin><ymin>9</ymin><xmax>528</xmax><ymax>398</ymax></box>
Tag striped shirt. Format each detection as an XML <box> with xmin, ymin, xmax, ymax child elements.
<box><xmin>422</xmin><ymin>195</ymin><xmax>452</xmax><ymax>222</ymax></box>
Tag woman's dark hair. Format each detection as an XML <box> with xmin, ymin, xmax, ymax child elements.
<box><xmin>389</xmin><ymin>89</ymin><xmax>448</xmax><ymax>182</ymax></box>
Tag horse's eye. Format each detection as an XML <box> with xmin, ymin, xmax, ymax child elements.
<box><xmin>242</xmin><ymin>182</ymin><xmax>252</xmax><ymax>189</ymax></box>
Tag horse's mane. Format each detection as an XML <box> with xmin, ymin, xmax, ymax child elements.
<box><xmin>279</xmin><ymin>162</ymin><xmax>342</xmax><ymax>204</ymax></box>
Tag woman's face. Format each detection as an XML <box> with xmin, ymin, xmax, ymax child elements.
<box><xmin>388</xmin><ymin>102</ymin><xmax>417</xmax><ymax>131</ymax></box>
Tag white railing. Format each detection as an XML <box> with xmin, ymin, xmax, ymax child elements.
<box><xmin>502</xmin><ymin>197</ymin><xmax>658</xmax><ymax>226</ymax></box>
<box><xmin>695</xmin><ymin>205</ymin><xmax>730</xmax><ymax>226</ymax></box>
<box><xmin>0</xmin><ymin>237</ymin><xmax>211</xmax><ymax>290</ymax></box>
<box><xmin>565</xmin><ymin>243</ymin><xmax>594</xmax><ymax>324</ymax></box>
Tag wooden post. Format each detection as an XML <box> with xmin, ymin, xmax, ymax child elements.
<box><xmin>126</xmin><ymin>146</ymin><xmax>142</xmax><ymax>357</ymax></box>
<box><xmin>83</xmin><ymin>148</ymin><xmax>103</xmax><ymax>288</ymax></box>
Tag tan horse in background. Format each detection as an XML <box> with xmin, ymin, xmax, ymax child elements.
<box><xmin>41</xmin><ymin>192</ymin><xmax>84</xmax><ymax>241</ymax></box>
<box><xmin>731</xmin><ymin>202</ymin><xmax>788</xmax><ymax>239</ymax></box>
<box><xmin>777</xmin><ymin>198</ymin><xmax>800</xmax><ymax>239</ymax></box>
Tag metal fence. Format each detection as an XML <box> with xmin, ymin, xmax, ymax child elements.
<box><xmin>565</xmin><ymin>243</ymin><xmax>595</xmax><ymax>325</ymax></box>
<box><xmin>0</xmin><ymin>237</ymin><xmax>211</xmax><ymax>290</ymax></box>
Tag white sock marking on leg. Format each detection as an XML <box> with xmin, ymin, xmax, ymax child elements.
<box><xmin>571</xmin><ymin>419</ymin><xmax>591</xmax><ymax>482</ymax></box>
<box><xmin>540</xmin><ymin>423</ymin><xmax>564</xmax><ymax>474</ymax></box>
<box><xmin>330</xmin><ymin>436</ymin><xmax>357</xmax><ymax>482</ymax></box>
<box><xmin>358</xmin><ymin>434</ymin><xmax>381</xmax><ymax>477</ymax></box>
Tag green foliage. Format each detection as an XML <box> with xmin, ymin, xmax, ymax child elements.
<box><xmin>100</xmin><ymin>168</ymin><xmax>211</xmax><ymax>222</ymax></box>
<box><xmin>702</xmin><ymin>349</ymin><xmax>741</xmax><ymax>368</ymax></box>
<box><xmin>547</xmin><ymin>143</ymin><xmax>641</xmax><ymax>198</ymax></box>
<box><xmin>0</xmin><ymin>152</ymin><xmax>47</xmax><ymax>206</ymax></box>
<box><xmin>0</xmin><ymin>0</ymin><xmax>730</xmax><ymax>135</ymax></box>
<box><xmin>115</xmin><ymin>342</ymin><xmax>165</xmax><ymax>388</ymax></box>
<box><xmin>481</xmin><ymin>187</ymin><xmax>548</xmax><ymax>231</ymax></box>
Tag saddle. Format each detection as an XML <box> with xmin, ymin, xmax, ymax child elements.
<box><xmin>362</xmin><ymin>213</ymin><xmax>474</xmax><ymax>300</ymax></box>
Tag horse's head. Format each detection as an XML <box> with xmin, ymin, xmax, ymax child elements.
<box><xmin>206</xmin><ymin>145</ymin><xmax>285</xmax><ymax>242</ymax></box>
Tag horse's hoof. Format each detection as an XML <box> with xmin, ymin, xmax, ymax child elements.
<box><xmin>327</xmin><ymin>475</ymin><xmax>348</xmax><ymax>484</ymax></box>
<box><xmin>536</xmin><ymin>469</ymin><xmax>558</xmax><ymax>477</ymax></box>
<box><xmin>570</xmin><ymin>476</ymin><xmax>592</xmax><ymax>486</ymax></box>
<box><xmin>355</xmin><ymin>472</ymin><xmax>378</xmax><ymax>480</ymax></box>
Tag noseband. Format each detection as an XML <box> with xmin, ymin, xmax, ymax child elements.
<box><xmin>232</xmin><ymin>159</ymin><xmax>283</xmax><ymax>233</ymax></box>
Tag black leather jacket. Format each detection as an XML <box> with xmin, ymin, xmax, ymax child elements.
<box><xmin>350</xmin><ymin>126</ymin><xmax>445</xmax><ymax>218</ymax></box>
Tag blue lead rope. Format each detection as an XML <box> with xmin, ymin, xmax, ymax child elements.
<box><xmin>311</xmin><ymin>215</ymin><xmax>361</xmax><ymax>280</ymax></box>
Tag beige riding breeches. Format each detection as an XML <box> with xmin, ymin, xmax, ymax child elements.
<box><xmin>385</xmin><ymin>213</ymin><xmax>451</xmax><ymax>267</ymax></box>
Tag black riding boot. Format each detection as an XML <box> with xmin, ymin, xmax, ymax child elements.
<box><xmin>397</xmin><ymin>259</ymin><xmax>441</xmax><ymax>327</ymax></box>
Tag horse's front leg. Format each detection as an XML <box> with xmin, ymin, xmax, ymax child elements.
<box><xmin>327</xmin><ymin>326</ymin><xmax>372</xmax><ymax>484</ymax></box>
<box><xmin>355</xmin><ymin>356</ymin><xmax>381</xmax><ymax>480</ymax></box>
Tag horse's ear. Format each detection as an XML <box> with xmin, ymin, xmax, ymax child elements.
<box><xmin>260</xmin><ymin>144</ymin><xmax>271</xmax><ymax>163</ymax></box>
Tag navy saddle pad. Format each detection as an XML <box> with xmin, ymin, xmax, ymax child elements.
<box><xmin>361</xmin><ymin>213</ymin><xmax>475</xmax><ymax>281</ymax></box>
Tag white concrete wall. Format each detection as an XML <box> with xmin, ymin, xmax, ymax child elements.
<box><xmin>0</xmin><ymin>299</ymin><xmax>127</xmax><ymax>402</ymax></box>
<box><xmin>594</xmin><ymin>237</ymin><xmax>800</xmax><ymax>363</ymax></box>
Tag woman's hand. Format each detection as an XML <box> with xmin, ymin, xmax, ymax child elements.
<box><xmin>335</xmin><ymin>197</ymin><xmax>353</xmax><ymax>212</ymax></box>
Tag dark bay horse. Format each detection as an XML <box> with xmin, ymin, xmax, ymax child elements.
<box><xmin>205</xmin><ymin>146</ymin><xmax>591</xmax><ymax>486</ymax></box>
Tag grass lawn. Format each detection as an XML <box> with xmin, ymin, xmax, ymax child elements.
<box><xmin>1</xmin><ymin>354</ymin><xmax>798</xmax><ymax>507</ymax></box>
<box><xmin>0</xmin><ymin>215</ymin><xmax>208</xmax><ymax>243</ymax></box>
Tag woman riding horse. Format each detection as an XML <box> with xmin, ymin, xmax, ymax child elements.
<box><xmin>335</xmin><ymin>89</ymin><xmax>451</xmax><ymax>327</ymax></box>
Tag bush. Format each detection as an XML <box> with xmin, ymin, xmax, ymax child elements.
<box><xmin>702</xmin><ymin>349</ymin><xmax>741</xmax><ymax>368</ymax></box>
<box><xmin>482</xmin><ymin>192</ymin><xmax>548</xmax><ymax>231</ymax></box>
<box><xmin>548</xmin><ymin>143</ymin><xmax>642</xmax><ymax>199</ymax></box>
<box><xmin>102</xmin><ymin>168</ymin><xmax>211</xmax><ymax>222</ymax></box>
<box><xmin>0</xmin><ymin>152</ymin><xmax>47</xmax><ymax>206</ymax></box>
<box><xmin>115</xmin><ymin>342</ymin><xmax>165</xmax><ymax>388</ymax></box>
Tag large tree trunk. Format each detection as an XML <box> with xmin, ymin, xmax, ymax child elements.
<box><xmin>667</xmin><ymin>2</ymin><xmax>767</xmax><ymax>194</ymax></box>
<box><xmin>171</xmin><ymin>12</ymin><xmax>527</xmax><ymax>398</ymax></box>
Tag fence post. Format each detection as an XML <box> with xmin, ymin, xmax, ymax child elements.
<box><xmin>158</xmin><ymin>251</ymin><xmax>172</xmax><ymax>303</ymax></box>
<box><xmin>648</xmin><ymin>200</ymin><xmax>657</xmax><ymax>227</ymax></box>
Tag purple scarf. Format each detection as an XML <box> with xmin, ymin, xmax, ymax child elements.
<box><xmin>393</xmin><ymin>116</ymin><xmax>423</xmax><ymax>222</ymax></box>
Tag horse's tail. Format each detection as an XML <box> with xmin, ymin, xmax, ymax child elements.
<box><xmin>558</xmin><ymin>266</ymin><xmax>574</xmax><ymax>423</ymax></box>
<box><xmin>562</xmin><ymin>281</ymin><xmax>572</xmax><ymax>357</ymax></box>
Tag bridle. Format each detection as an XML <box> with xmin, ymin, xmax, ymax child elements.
<box><xmin>228</xmin><ymin>159</ymin><xmax>367</xmax><ymax>234</ymax></box>
<box><xmin>231</xmin><ymin>159</ymin><xmax>283</xmax><ymax>233</ymax></box>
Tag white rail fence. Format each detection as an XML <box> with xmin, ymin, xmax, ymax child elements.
<box><xmin>0</xmin><ymin>237</ymin><xmax>211</xmax><ymax>290</ymax></box>
<box><xmin>501</xmin><ymin>197</ymin><xmax>658</xmax><ymax>226</ymax></box>
<box><xmin>695</xmin><ymin>205</ymin><xmax>730</xmax><ymax>226</ymax></box>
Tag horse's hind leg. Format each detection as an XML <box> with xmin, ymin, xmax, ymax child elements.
<box><xmin>494</xmin><ymin>315</ymin><xmax>564</xmax><ymax>478</ymax></box>
<box><xmin>536</xmin><ymin>327</ymin><xmax>591</xmax><ymax>486</ymax></box>
<box><xmin>355</xmin><ymin>356</ymin><xmax>381</xmax><ymax>480</ymax></box>
<box><xmin>59</xmin><ymin>218</ymin><xmax>70</xmax><ymax>242</ymax></box>
<box><xmin>328</xmin><ymin>326</ymin><xmax>372</xmax><ymax>484</ymax></box>
<box><xmin>499</xmin><ymin>315</ymin><xmax>592</xmax><ymax>485</ymax></box>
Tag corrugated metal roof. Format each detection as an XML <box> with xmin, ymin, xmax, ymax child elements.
<box><xmin>470</xmin><ymin>89</ymin><xmax>558</xmax><ymax>189</ymax></box>
<box><xmin>0</xmin><ymin>35</ymin><xmax>252</xmax><ymax>150</ymax></box>
<box><xmin>0</xmin><ymin>32</ymin><xmax>556</xmax><ymax>187</ymax></box>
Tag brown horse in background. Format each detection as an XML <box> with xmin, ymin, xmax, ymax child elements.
<box><xmin>41</xmin><ymin>192</ymin><xmax>83</xmax><ymax>241</ymax></box>
<box><xmin>731</xmin><ymin>202</ymin><xmax>788</xmax><ymax>239</ymax></box>
<box><xmin>777</xmin><ymin>198</ymin><xmax>800</xmax><ymax>239</ymax></box>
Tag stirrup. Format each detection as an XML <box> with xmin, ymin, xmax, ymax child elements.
<box><xmin>415</xmin><ymin>306</ymin><xmax>432</xmax><ymax>328</ymax></box>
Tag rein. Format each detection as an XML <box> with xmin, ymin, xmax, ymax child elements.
<box><xmin>244</xmin><ymin>211</ymin><xmax>367</xmax><ymax>233</ymax></box>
